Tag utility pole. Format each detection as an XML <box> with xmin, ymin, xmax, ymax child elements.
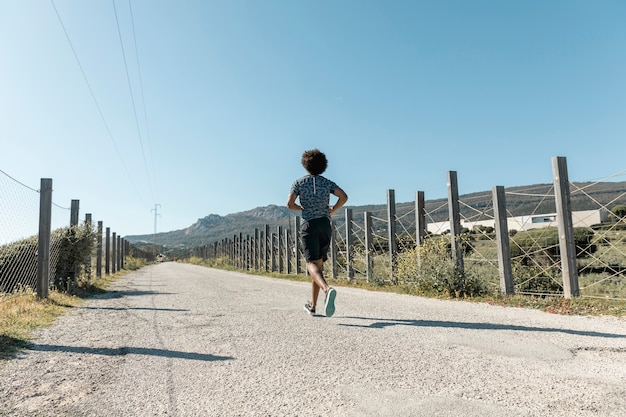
<box><xmin>152</xmin><ymin>204</ymin><xmax>161</xmax><ymax>234</ymax></box>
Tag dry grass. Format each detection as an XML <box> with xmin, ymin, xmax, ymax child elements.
<box><xmin>0</xmin><ymin>275</ymin><xmax>121</xmax><ymax>361</ymax></box>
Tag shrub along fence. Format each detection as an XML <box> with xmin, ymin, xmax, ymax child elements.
<box><xmin>0</xmin><ymin>175</ymin><xmax>152</xmax><ymax>298</ymax></box>
<box><xmin>191</xmin><ymin>156</ymin><xmax>626</xmax><ymax>300</ymax></box>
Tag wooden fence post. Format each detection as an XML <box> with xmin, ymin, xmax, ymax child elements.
<box><xmin>364</xmin><ymin>211</ymin><xmax>373</xmax><ymax>282</ymax></box>
<box><xmin>264</xmin><ymin>225</ymin><xmax>270</xmax><ymax>272</ymax></box>
<box><xmin>112</xmin><ymin>232</ymin><xmax>117</xmax><ymax>274</ymax></box>
<box><xmin>415</xmin><ymin>191</ymin><xmax>426</xmax><ymax>246</ymax></box>
<box><xmin>238</xmin><ymin>233</ymin><xmax>243</xmax><ymax>269</ymax></box>
<box><xmin>553</xmin><ymin>156</ymin><xmax>580</xmax><ymax>298</ymax></box>
<box><xmin>120</xmin><ymin>237</ymin><xmax>125</xmax><ymax>270</ymax></box>
<box><xmin>105</xmin><ymin>227</ymin><xmax>110</xmax><ymax>275</ymax></box>
<box><xmin>285</xmin><ymin>228</ymin><xmax>291</xmax><ymax>274</ymax></box>
<box><xmin>246</xmin><ymin>235</ymin><xmax>251</xmax><ymax>270</ymax></box>
<box><xmin>271</xmin><ymin>232</ymin><xmax>276</xmax><ymax>272</ymax></box>
<box><xmin>294</xmin><ymin>216</ymin><xmax>301</xmax><ymax>274</ymax></box>
<box><xmin>254</xmin><ymin>228</ymin><xmax>259</xmax><ymax>270</ymax></box>
<box><xmin>345</xmin><ymin>208</ymin><xmax>354</xmax><ymax>280</ymax></box>
<box><xmin>415</xmin><ymin>191</ymin><xmax>426</xmax><ymax>270</ymax></box>
<box><xmin>117</xmin><ymin>235</ymin><xmax>122</xmax><ymax>270</ymax></box>
<box><xmin>447</xmin><ymin>171</ymin><xmax>464</xmax><ymax>271</ymax></box>
<box><xmin>277</xmin><ymin>226</ymin><xmax>283</xmax><ymax>273</ymax></box>
<box><xmin>387</xmin><ymin>189</ymin><xmax>397</xmax><ymax>283</ymax></box>
<box><xmin>36</xmin><ymin>178</ymin><xmax>52</xmax><ymax>299</ymax></box>
<box><xmin>96</xmin><ymin>221</ymin><xmax>103</xmax><ymax>278</ymax></box>
<box><xmin>70</xmin><ymin>199</ymin><xmax>79</xmax><ymax>226</ymax></box>
<box><xmin>331</xmin><ymin>220</ymin><xmax>338</xmax><ymax>278</ymax></box>
<box><xmin>493</xmin><ymin>186</ymin><xmax>514</xmax><ymax>294</ymax></box>
<box><xmin>258</xmin><ymin>231</ymin><xmax>264</xmax><ymax>271</ymax></box>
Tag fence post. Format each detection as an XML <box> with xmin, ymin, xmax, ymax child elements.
<box><xmin>116</xmin><ymin>234</ymin><xmax>121</xmax><ymax>271</ymax></box>
<box><xmin>364</xmin><ymin>211</ymin><xmax>373</xmax><ymax>282</ymax></box>
<box><xmin>120</xmin><ymin>238</ymin><xmax>126</xmax><ymax>269</ymax></box>
<box><xmin>285</xmin><ymin>227</ymin><xmax>291</xmax><ymax>274</ymax></box>
<box><xmin>242</xmin><ymin>236</ymin><xmax>246</xmax><ymax>269</ymax></box>
<box><xmin>239</xmin><ymin>233</ymin><xmax>244</xmax><ymax>269</ymax></box>
<box><xmin>387</xmin><ymin>189</ymin><xmax>397</xmax><ymax>283</ymax></box>
<box><xmin>246</xmin><ymin>235</ymin><xmax>251</xmax><ymax>270</ymax></box>
<box><xmin>96</xmin><ymin>221</ymin><xmax>103</xmax><ymax>278</ymax></box>
<box><xmin>345</xmin><ymin>208</ymin><xmax>354</xmax><ymax>280</ymax></box>
<box><xmin>552</xmin><ymin>156</ymin><xmax>580</xmax><ymax>298</ymax></box>
<box><xmin>276</xmin><ymin>226</ymin><xmax>283</xmax><ymax>273</ymax></box>
<box><xmin>225</xmin><ymin>237</ymin><xmax>229</xmax><ymax>266</ymax></box>
<box><xmin>493</xmin><ymin>186</ymin><xmax>514</xmax><ymax>295</ymax></box>
<box><xmin>105</xmin><ymin>227</ymin><xmax>110</xmax><ymax>275</ymax></box>
<box><xmin>264</xmin><ymin>225</ymin><xmax>270</xmax><ymax>272</ymax></box>
<box><xmin>86</xmin><ymin>213</ymin><xmax>93</xmax><ymax>276</ymax></box>
<box><xmin>294</xmin><ymin>216</ymin><xmax>301</xmax><ymax>274</ymax></box>
<box><xmin>254</xmin><ymin>228</ymin><xmax>259</xmax><ymax>270</ymax></box>
<box><xmin>447</xmin><ymin>171</ymin><xmax>464</xmax><ymax>271</ymax></box>
<box><xmin>36</xmin><ymin>178</ymin><xmax>52</xmax><ymax>299</ymax></box>
<box><xmin>258</xmin><ymin>231</ymin><xmax>264</xmax><ymax>271</ymax></box>
<box><xmin>112</xmin><ymin>232</ymin><xmax>117</xmax><ymax>274</ymax></box>
<box><xmin>229</xmin><ymin>235</ymin><xmax>234</xmax><ymax>267</ymax></box>
<box><xmin>70</xmin><ymin>199</ymin><xmax>79</xmax><ymax>226</ymax></box>
<box><xmin>415</xmin><ymin>191</ymin><xmax>426</xmax><ymax>270</ymax></box>
<box><xmin>269</xmin><ymin>232</ymin><xmax>275</xmax><ymax>271</ymax></box>
<box><xmin>331</xmin><ymin>220</ymin><xmax>338</xmax><ymax>278</ymax></box>
<box><xmin>415</xmin><ymin>191</ymin><xmax>426</xmax><ymax>246</ymax></box>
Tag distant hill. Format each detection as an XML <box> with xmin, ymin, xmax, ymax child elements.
<box><xmin>125</xmin><ymin>181</ymin><xmax>626</xmax><ymax>253</ymax></box>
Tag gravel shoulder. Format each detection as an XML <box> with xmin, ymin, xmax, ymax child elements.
<box><xmin>1</xmin><ymin>262</ymin><xmax>625</xmax><ymax>417</ymax></box>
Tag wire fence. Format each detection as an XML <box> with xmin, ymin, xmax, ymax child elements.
<box><xmin>193</xmin><ymin>157</ymin><xmax>626</xmax><ymax>301</ymax></box>
<box><xmin>0</xmin><ymin>171</ymin><xmax>151</xmax><ymax>297</ymax></box>
<box><xmin>0</xmin><ymin>172</ymin><xmax>67</xmax><ymax>292</ymax></box>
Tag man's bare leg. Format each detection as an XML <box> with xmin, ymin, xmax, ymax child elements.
<box><xmin>307</xmin><ymin>259</ymin><xmax>329</xmax><ymax>308</ymax></box>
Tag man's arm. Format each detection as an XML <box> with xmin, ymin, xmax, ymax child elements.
<box><xmin>329</xmin><ymin>187</ymin><xmax>348</xmax><ymax>216</ymax></box>
<box><xmin>287</xmin><ymin>193</ymin><xmax>301</xmax><ymax>211</ymax></box>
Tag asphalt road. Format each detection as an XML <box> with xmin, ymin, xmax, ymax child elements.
<box><xmin>1</xmin><ymin>262</ymin><xmax>625</xmax><ymax>417</ymax></box>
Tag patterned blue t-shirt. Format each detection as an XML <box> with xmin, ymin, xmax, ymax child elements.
<box><xmin>289</xmin><ymin>175</ymin><xmax>338</xmax><ymax>221</ymax></box>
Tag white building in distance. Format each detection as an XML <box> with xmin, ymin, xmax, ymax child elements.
<box><xmin>427</xmin><ymin>209</ymin><xmax>609</xmax><ymax>235</ymax></box>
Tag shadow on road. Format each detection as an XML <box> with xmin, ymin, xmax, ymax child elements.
<box><xmin>26</xmin><ymin>343</ymin><xmax>234</xmax><ymax>362</ymax></box>
<box><xmin>77</xmin><ymin>306</ymin><xmax>190</xmax><ymax>312</ymax></box>
<box><xmin>338</xmin><ymin>316</ymin><xmax>626</xmax><ymax>339</ymax></box>
<box><xmin>94</xmin><ymin>290</ymin><xmax>177</xmax><ymax>299</ymax></box>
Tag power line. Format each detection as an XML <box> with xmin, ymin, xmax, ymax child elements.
<box><xmin>50</xmin><ymin>0</ymin><xmax>146</xmax><ymax>206</ymax></box>
<box><xmin>128</xmin><ymin>0</ymin><xmax>159</xmax><ymax>204</ymax></box>
<box><xmin>112</xmin><ymin>0</ymin><xmax>156</xmax><ymax>203</ymax></box>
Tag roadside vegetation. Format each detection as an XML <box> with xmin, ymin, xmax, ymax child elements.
<box><xmin>186</xmin><ymin>226</ymin><xmax>626</xmax><ymax>319</ymax></box>
<box><xmin>188</xmin><ymin>255</ymin><xmax>626</xmax><ymax>318</ymax></box>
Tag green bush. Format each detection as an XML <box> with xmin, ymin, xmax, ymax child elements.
<box><xmin>53</xmin><ymin>224</ymin><xmax>96</xmax><ymax>291</ymax></box>
<box><xmin>610</xmin><ymin>205</ymin><xmax>626</xmax><ymax>220</ymax></box>
<box><xmin>395</xmin><ymin>236</ymin><xmax>486</xmax><ymax>298</ymax></box>
<box><xmin>0</xmin><ymin>238</ymin><xmax>38</xmax><ymax>293</ymax></box>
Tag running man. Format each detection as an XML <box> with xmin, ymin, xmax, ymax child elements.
<box><xmin>287</xmin><ymin>149</ymin><xmax>348</xmax><ymax>317</ymax></box>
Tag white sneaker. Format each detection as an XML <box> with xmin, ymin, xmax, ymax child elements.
<box><xmin>324</xmin><ymin>288</ymin><xmax>336</xmax><ymax>317</ymax></box>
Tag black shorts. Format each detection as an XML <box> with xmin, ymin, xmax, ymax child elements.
<box><xmin>301</xmin><ymin>217</ymin><xmax>331</xmax><ymax>262</ymax></box>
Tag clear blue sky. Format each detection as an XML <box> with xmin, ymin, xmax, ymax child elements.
<box><xmin>1</xmin><ymin>0</ymin><xmax>625</xmax><ymax>237</ymax></box>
